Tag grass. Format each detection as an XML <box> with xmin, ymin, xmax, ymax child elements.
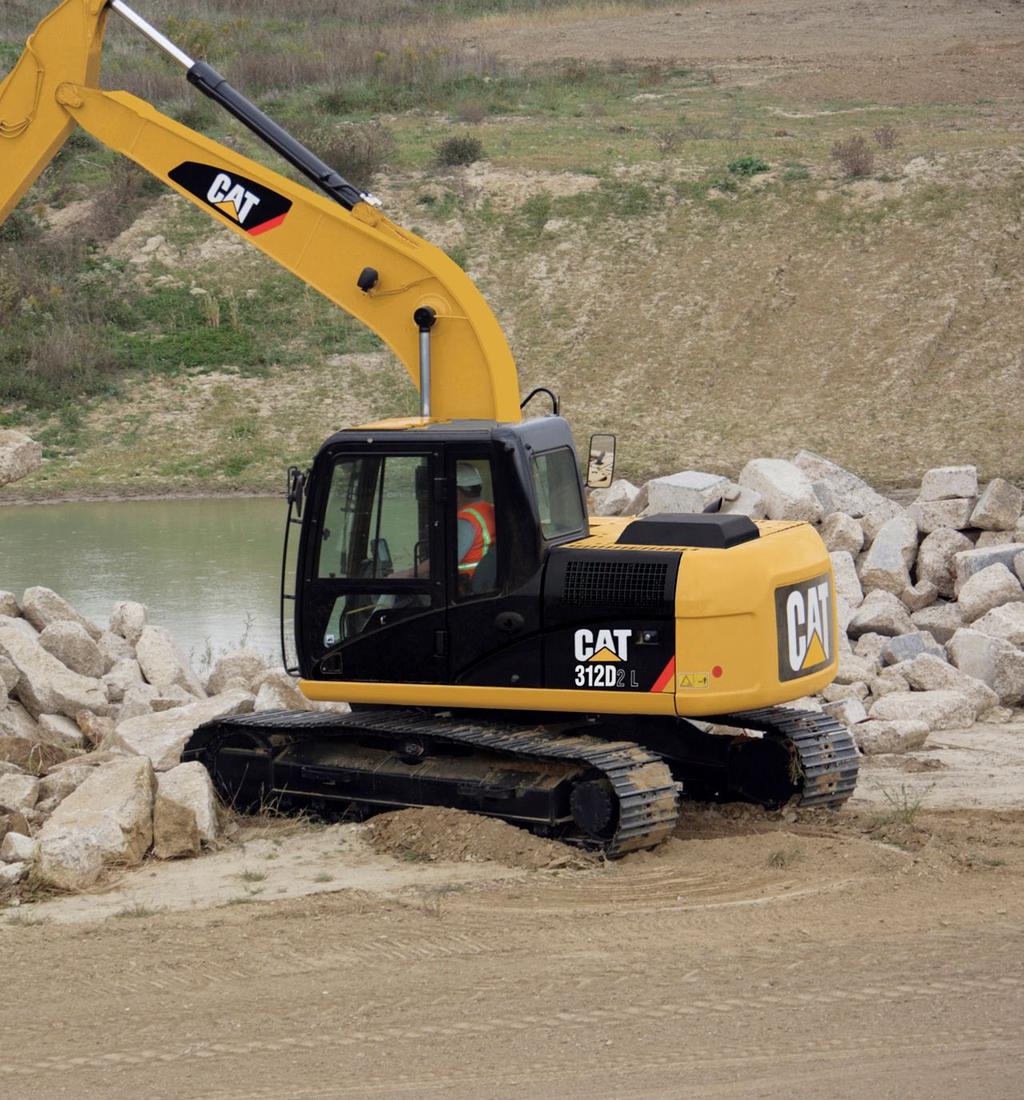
<box><xmin>766</xmin><ymin>843</ymin><xmax>803</xmax><ymax>869</ymax></box>
<box><xmin>876</xmin><ymin>784</ymin><xmax>932</xmax><ymax>828</ymax></box>
<box><xmin>114</xmin><ymin>902</ymin><xmax>163</xmax><ymax>919</ymax></box>
<box><xmin>238</xmin><ymin>868</ymin><xmax>268</xmax><ymax>883</ymax></box>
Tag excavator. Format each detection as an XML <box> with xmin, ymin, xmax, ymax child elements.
<box><xmin>2</xmin><ymin>1</ymin><xmax>858</xmax><ymax>854</ymax></box>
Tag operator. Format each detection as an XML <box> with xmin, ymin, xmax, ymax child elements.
<box><xmin>455</xmin><ymin>462</ymin><xmax>496</xmax><ymax>588</ymax></box>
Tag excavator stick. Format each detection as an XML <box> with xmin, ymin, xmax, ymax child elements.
<box><xmin>0</xmin><ymin>1</ymin><xmax>522</xmax><ymax>423</ymax></box>
<box><xmin>0</xmin><ymin>0</ymin><xmax>108</xmax><ymax>224</ymax></box>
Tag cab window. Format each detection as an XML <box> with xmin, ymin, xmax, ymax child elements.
<box><xmin>531</xmin><ymin>448</ymin><xmax>585</xmax><ymax>540</ymax></box>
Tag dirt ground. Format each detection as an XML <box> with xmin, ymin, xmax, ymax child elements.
<box><xmin>2</xmin><ymin>718</ymin><xmax>1023</xmax><ymax>1099</ymax></box>
<box><xmin>471</xmin><ymin>0</ymin><xmax>1024</xmax><ymax>105</ymax></box>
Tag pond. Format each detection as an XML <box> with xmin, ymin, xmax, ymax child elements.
<box><xmin>0</xmin><ymin>497</ymin><xmax>291</xmax><ymax>667</ymax></box>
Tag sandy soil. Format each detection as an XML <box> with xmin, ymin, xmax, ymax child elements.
<box><xmin>470</xmin><ymin>0</ymin><xmax>1024</xmax><ymax>105</ymax></box>
<box><xmin>1</xmin><ymin>718</ymin><xmax>1022</xmax><ymax>1099</ymax></box>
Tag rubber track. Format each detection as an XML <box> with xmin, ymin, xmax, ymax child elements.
<box><xmin>709</xmin><ymin>705</ymin><xmax>860</xmax><ymax>809</ymax></box>
<box><xmin>203</xmin><ymin>709</ymin><xmax>680</xmax><ymax>857</ymax></box>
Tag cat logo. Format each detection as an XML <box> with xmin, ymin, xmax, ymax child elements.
<box><xmin>168</xmin><ymin>162</ymin><xmax>293</xmax><ymax>236</ymax></box>
<box><xmin>775</xmin><ymin>574</ymin><xmax>833</xmax><ymax>682</ymax></box>
<box><xmin>206</xmin><ymin>172</ymin><xmax>262</xmax><ymax>226</ymax></box>
<box><xmin>574</xmin><ymin>628</ymin><xmax>631</xmax><ymax>663</ymax></box>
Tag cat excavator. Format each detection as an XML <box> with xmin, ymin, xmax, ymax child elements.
<box><xmin>1</xmin><ymin>1</ymin><xmax>858</xmax><ymax>854</ymax></box>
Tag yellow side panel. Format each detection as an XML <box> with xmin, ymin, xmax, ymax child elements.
<box><xmin>300</xmin><ymin>680</ymin><xmax>678</xmax><ymax>717</ymax></box>
<box><xmin>672</xmin><ymin>523</ymin><xmax>839</xmax><ymax>716</ymax></box>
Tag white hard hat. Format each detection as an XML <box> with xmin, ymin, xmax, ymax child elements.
<box><xmin>456</xmin><ymin>462</ymin><xmax>483</xmax><ymax>491</ymax></box>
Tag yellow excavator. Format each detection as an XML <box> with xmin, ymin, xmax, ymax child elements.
<box><xmin>2</xmin><ymin>1</ymin><xmax>858</xmax><ymax>854</ymax></box>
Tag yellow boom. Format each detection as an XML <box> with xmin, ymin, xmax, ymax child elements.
<box><xmin>0</xmin><ymin>0</ymin><xmax>522</xmax><ymax>423</ymax></box>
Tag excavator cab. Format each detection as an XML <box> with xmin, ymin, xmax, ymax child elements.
<box><xmin>293</xmin><ymin>416</ymin><xmax>587</xmax><ymax>690</ymax></box>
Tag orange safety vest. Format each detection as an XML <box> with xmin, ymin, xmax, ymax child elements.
<box><xmin>457</xmin><ymin>501</ymin><xmax>496</xmax><ymax>576</ymax></box>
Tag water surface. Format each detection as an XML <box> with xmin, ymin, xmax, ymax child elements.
<box><xmin>0</xmin><ymin>497</ymin><xmax>289</xmax><ymax>664</ymax></box>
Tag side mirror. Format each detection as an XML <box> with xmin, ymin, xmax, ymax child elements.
<box><xmin>586</xmin><ymin>434</ymin><xmax>616</xmax><ymax>489</ymax></box>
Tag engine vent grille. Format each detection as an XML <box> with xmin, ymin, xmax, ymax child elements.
<box><xmin>562</xmin><ymin>559</ymin><xmax>669</xmax><ymax>608</ymax></box>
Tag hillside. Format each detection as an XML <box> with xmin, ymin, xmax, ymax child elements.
<box><xmin>1</xmin><ymin>0</ymin><xmax>1022</xmax><ymax>500</ymax></box>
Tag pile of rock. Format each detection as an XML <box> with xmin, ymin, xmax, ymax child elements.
<box><xmin>593</xmin><ymin>455</ymin><xmax>1024</xmax><ymax>754</ymax></box>
<box><xmin>0</xmin><ymin>587</ymin><xmax>322</xmax><ymax>893</ymax></box>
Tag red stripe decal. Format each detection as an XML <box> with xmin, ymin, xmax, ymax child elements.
<box><xmin>248</xmin><ymin>213</ymin><xmax>288</xmax><ymax>236</ymax></box>
<box><xmin>651</xmin><ymin>656</ymin><xmax>675</xmax><ymax>693</ymax></box>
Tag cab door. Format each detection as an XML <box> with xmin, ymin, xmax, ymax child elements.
<box><xmin>299</xmin><ymin>447</ymin><xmax>450</xmax><ymax>683</ymax></box>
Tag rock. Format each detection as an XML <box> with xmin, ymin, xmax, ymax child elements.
<box><xmin>20</xmin><ymin>587</ymin><xmax>101</xmax><ymax>640</ymax></box>
<box><xmin>810</xmin><ymin>478</ymin><xmax>839</xmax><ymax>518</ymax></box>
<box><xmin>854</xmin><ymin>719</ymin><xmax>930</xmax><ymax>755</ymax></box>
<box><xmin>37</xmin><ymin>713</ymin><xmax>88</xmax><ymax>751</ymax></box>
<box><xmin>880</xmin><ymin>632</ymin><xmax>947</xmax><ymax>666</ymax></box>
<box><xmin>911</xmin><ymin>602</ymin><xmax>965</xmax><ymax>645</ymax></box>
<box><xmin>848</xmin><ymin>590</ymin><xmax>914</xmax><ymax>638</ymax></box>
<box><xmin>0</xmin><ymin>592</ymin><xmax>19</xmax><ymax>618</ymax></box>
<box><xmin>835</xmin><ymin>652</ymin><xmax>877</xmax><ymax>685</ymax></box>
<box><xmin>112</xmin><ymin>689</ymin><xmax>255</xmax><ymax>771</ymax></box>
<box><xmin>907</xmin><ymin>498</ymin><xmax>975</xmax><ymax>533</ymax></box>
<box><xmin>791</xmin><ymin>451</ymin><xmax>894</xmax><ymax>518</ymax></box>
<box><xmin>719</xmin><ymin>483</ymin><xmax>766</xmax><ymax>520</ymax></box>
<box><xmin>956</xmin><ymin>563</ymin><xmax>1024</xmax><ymax>622</ymax></box>
<box><xmin>821</xmin><ymin>680</ymin><xmax>869</xmax><ymax>702</ymax></box>
<box><xmin>590</xmin><ymin>478</ymin><xmax>639</xmax><ymax>517</ymax></box>
<box><xmin>37</xmin><ymin>621</ymin><xmax>108</xmax><ymax>679</ymax></box>
<box><xmin>97</xmin><ymin>631</ymin><xmax>134</xmax><ymax>667</ymax></box>
<box><xmin>74</xmin><ymin>711</ymin><xmax>114</xmax><ymax>748</ymax></box>
<box><xmin>901</xmin><ymin>580</ymin><xmax>938</xmax><ymax>612</ymax></box>
<box><xmin>102</xmin><ymin>657</ymin><xmax>145</xmax><ymax>703</ymax></box>
<box><xmin>738</xmin><ymin>459</ymin><xmax>821</xmax><ymax>522</ymax></box>
<box><xmin>979</xmin><ymin>706</ymin><xmax>1014</xmax><ymax>724</ymax></box>
<box><xmin>901</xmin><ymin>652</ymin><xmax>998</xmax><ymax>717</ymax></box>
<box><xmin>858</xmin><ymin>515</ymin><xmax>918</xmax><ymax>595</ymax></box>
<box><xmin>0</xmin><ymin>654</ymin><xmax>19</xmax><ymax>694</ymax></box>
<box><xmin>1018</xmin><ymin>551</ymin><xmax>1024</xmax><ymax>586</ymax></box>
<box><xmin>861</xmin><ymin>502</ymin><xmax>908</xmax><ymax>545</ymax></box>
<box><xmin>917</xmin><ymin>528</ymin><xmax>974</xmax><ymax>599</ymax></box>
<box><xmin>952</xmin><ymin>544</ymin><xmax>1024</xmax><ymax>594</ymax></box>
<box><xmin>0</xmin><ymin>429</ymin><xmax>43</xmax><ymax>486</ymax></box>
<box><xmin>830</xmin><ymin>551</ymin><xmax>864</xmax><ymax>608</ymax></box>
<box><xmin>0</xmin><ymin>832</ymin><xmax>38</xmax><ymax>863</ymax></box>
<box><xmin>822</xmin><ymin>698</ymin><xmax>867</xmax><ymax>726</ymax></box>
<box><xmin>970</xmin><ymin>479</ymin><xmax>1023</xmax><ymax>531</ymax></box>
<box><xmin>206</xmin><ymin>649</ymin><xmax>269</xmax><ymax>696</ymax></box>
<box><xmin>153</xmin><ymin>762</ymin><xmax>220</xmax><ymax>859</ymax></box>
<box><xmin>853</xmin><ymin>633</ymin><xmax>889</xmax><ymax>663</ymax></box>
<box><xmin>136</xmin><ymin>626</ymin><xmax>206</xmax><ymax>697</ymax></box>
<box><xmin>109</xmin><ymin>600</ymin><xmax>148</xmax><ymax>646</ymax></box>
<box><xmin>633</xmin><ymin>470</ymin><xmax>731</xmax><ymax>516</ymax></box>
<box><xmin>867</xmin><ymin>667</ymin><xmax>910</xmax><ymax>698</ymax></box>
<box><xmin>37</xmin><ymin>763</ymin><xmax>95</xmax><ymax>808</ymax></box>
<box><xmin>0</xmin><ymin>861</ymin><xmax>30</xmax><ymax>887</ymax></box>
<box><xmin>971</xmin><ymin>603</ymin><xmax>1024</xmax><ymax>647</ymax></box>
<box><xmin>35</xmin><ymin>757</ymin><xmax>156</xmax><ymax>890</ymax></box>
<box><xmin>821</xmin><ymin>513</ymin><xmax>864</xmax><ymax>555</ymax></box>
<box><xmin>948</xmin><ymin>628</ymin><xmax>1024</xmax><ymax>706</ymax></box>
<box><xmin>869</xmin><ymin>690</ymin><xmax>975</xmax><ymax>730</ymax></box>
<box><xmin>919</xmin><ymin>465</ymin><xmax>978</xmax><ymax>502</ymax></box>
<box><xmin>0</xmin><ymin>622</ymin><xmax>108</xmax><ymax>720</ymax></box>
<box><xmin>0</xmin><ymin>772</ymin><xmax>40</xmax><ymax>813</ymax></box>
<box><xmin>976</xmin><ymin>531</ymin><xmax>1024</xmax><ymax>548</ymax></box>
<box><xmin>254</xmin><ymin>669</ymin><xmax>312</xmax><ymax>712</ymax></box>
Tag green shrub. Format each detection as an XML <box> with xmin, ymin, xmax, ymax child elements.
<box><xmin>727</xmin><ymin>155</ymin><xmax>770</xmax><ymax>177</ymax></box>
<box><xmin>435</xmin><ymin>135</ymin><xmax>484</xmax><ymax>167</ymax></box>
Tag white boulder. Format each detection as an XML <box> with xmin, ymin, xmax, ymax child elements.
<box><xmin>590</xmin><ymin>479</ymin><xmax>639</xmax><ymax>517</ymax></box>
<box><xmin>821</xmin><ymin>513</ymin><xmax>864</xmax><ymax>554</ymax></box>
<box><xmin>956</xmin><ymin>563</ymin><xmax>1024</xmax><ymax>623</ymax></box>
<box><xmin>109</xmin><ymin>600</ymin><xmax>148</xmax><ymax>646</ymax></box>
<box><xmin>901</xmin><ymin>580</ymin><xmax>938</xmax><ymax>612</ymax></box>
<box><xmin>634</xmin><ymin>470</ymin><xmax>731</xmax><ymax>516</ymax></box>
<box><xmin>907</xmin><ymin>498</ymin><xmax>975</xmax><ymax>534</ymax></box>
<box><xmin>206</xmin><ymin>649</ymin><xmax>269</xmax><ymax>696</ymax></box>
<box><xmin>0</xmin><ymin>592</ymin><xmax>19</xmax><ymax>618</ymax></box>
<box><xmin>869</xmin><ymin>689</ymin><xmax>975</xmax><ymax>730</ymax></box>
<box><xmin>917</xmin><ymin>529</ymin><xmax>974</xmax><ymax>599</ymax></box>
<box><xmin>830</xmin><ymin>551</ymin><xmax>864</xmax><ymax>608</ymax></box>
<box><xmin>791</xmin><ymin>451</ymin><xmax>894</xmax><ymax>518</ymax></box>
<box><xmin>900</xmin><ymin>652</ymin><xmax>998</xmax><ymax>717</ymax></box>
<box><xmin>153</xmin><ymin>761</ymin><xmax>220</xmax><ymax>859</ymax></box>
<box><xmin>0</xmin><ymin>429</ymin><xmax>42</xmax><ymax>486</ymax></box>
<box><xmin>35</xmin><ymin>757</ymin><xmax>156</xmax><ymax>890</ymax></box>
<box><xmin>0</xmin><ymin>622</ymin><xmax>108</xmax><ymax>720</ymax></box>
<box><xmin>37</xmin><ymin>713</ymin><xmax>87</xmax><ymax>751</ymax></box>
<box><xmin>0</xmin><ymin>831</ymin><xmax>38</xmax><ymax>863</ymax></box>
<box><xmin>970</xmin><ymin>479</ymin><xmax>1023</xmax><ymax>531</ymax></box>
<box><xmin>880</xmin><ymin>631</ymin><xmax>946</xmax><ymax>666</ymax></box>
<box><xmin>0</xmin><ymin>772</ymin><xmax>40</xmax><ymax>814</ymax></box>
<box><xmin>853</xmin><ymin>719</ymin><xmax>930</xmax><ymax>755</ymax></box>
<box><xmin>953</xmin><ymin>544</ymin><xmax>1024</xmax><ymax>594</ymax></box>
<box><xmin>112</xmin><ymin>688</ymin><xmax>255</xmax><ymax>771</ymax></box>
<box><xmin>911</xmin><ymin>602</ymin><xmax>964</xmax><ymax>645</ymax></box>
<box><xmin>971</xmin><ymin>603</ymin><xmax>1024</xmax><ymax>647</ymax></box>
<box><xmin>102</xmin><ymin>657</ymin><xmax>145</xmax><ymax>703</ymax></box>
<box><xmin>919</xmin><ymin>465</ymin><xmax>978</xmax><ymax>502</ymax></box>
<box><xmin>97</xmin><ymin>631</ymin><xmax>134</xmax><ymax>667</ymax></box>
<box><xmin>821</xmin><ymin>698</ymin><xmax>867</xmax><ymax>726</ymax></box>
<box><xmin>738</xmin><ymin>459</ymin><xmax>822</xmax><ymax>523</ymax></box>
<box><xmin>847</xmin><ymin>590</ymin><xmax>914</xmax><ymax>638</ymax></box>
<box><xmin>38</xmin><ymin>621</ymin><xmax>108</xmax><ymax>679</ymax></box>
<box><xmin>948</xmin><ymin>628</ymin><xmax>1024</xmax><ymax>706</ymax></box>
<box><xmin>254</xmin><ymin>669</ymin><xmax>312</xmax><ymax>712</ymax></box>
<box><xmin>719</xmin><ymin>483</ymin><xmax>766</xmax><ymax>520</ymax></box>
<box><xmin>136</xmin><ymin>625</ymin><xmax>206</xmax><ymax>697</ymax></box>
<box><xmin>858</xmin><ymin>515</ymin><xmax>918</xmax><ymax>595</ymax></box>
<box><xmin>21</xmin><ymin>587</ymin><xmax>101</xmax><ymax>640</ymax></box>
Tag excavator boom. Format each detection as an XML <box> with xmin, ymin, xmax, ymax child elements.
<box><xmin>0</xmin><ymin>0</ymin><xmax>522</xmax><ymax>423</ymax></box>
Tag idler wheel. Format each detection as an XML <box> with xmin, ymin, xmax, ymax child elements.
<box><xmin>570</xmin><ymin>778</ymin><xmax>618</xmax><ymax>840</ymax></box>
